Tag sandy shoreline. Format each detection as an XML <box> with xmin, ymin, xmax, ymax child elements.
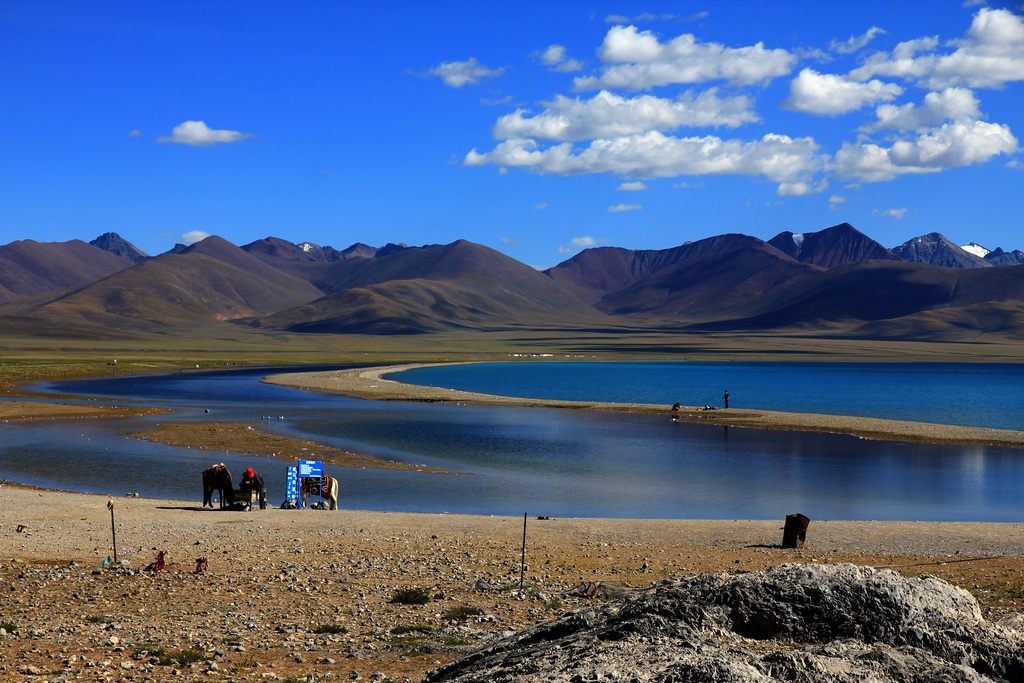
<box><xmin>266</xmin><ymin>363</ymin><xmax>1024</xmax><ymax>448</ymax></box>
<box><xmin>2</xmin><ymin>482</ymin><xmax>1022</xmax><ymax>681</ymax></box>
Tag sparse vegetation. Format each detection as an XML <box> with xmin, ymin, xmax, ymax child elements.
<box><xmin>390</xmin><ymin>587</ymin><xmax>432</xmax><ymax>605</ymax></box>
<box><xmin>0</xmin><ymin>621</ymin><xmax>16</xmax><ymax>633</ymax></box>
<box><xmin>443</xmin><ymin>605</ymin><xmax>482</xmax><ymax>621</ymax></box>
<box><xmin>312</xmin><ymin>623</ymin><xmax>349</xmax><ymax>634</ymax></box>
<box><xmin>85</xmin><ymin>615</ymin><xmax>114</xmax><ymax>624</ymax></box>
<box><xmin>131</xmin><ymin>645</ymin><xmax>205</xmax><ymax>666</ymax></box>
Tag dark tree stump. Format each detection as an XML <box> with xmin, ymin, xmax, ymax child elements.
<box><xmin>782</xmin><ymin>513</ymin><xmax>810</xmax><ymax>548</ymax></box>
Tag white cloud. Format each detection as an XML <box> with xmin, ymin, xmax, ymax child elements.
<box><xmin>533</xmin><ymin>202</ymin><xmax>549</xmax><ymax>210</ymax></box>
<box><xmin>559</xmin><ymin>236</ymin><xmax>599</xmax><ymax>254</ymax></box>
<box><xmin>428</xmin><ymin>57</ymin><xmax>506</xmax><ymax>87</ymax></box>
<box><xmin>617</xmin><ymin>181</ymin><xmax>647</xmax><ymax>191</ymax></box>
<box><xmin>673</xmin><ymin>180</ymin><xmax>704</xmax><ymax>189</ymax></box>
<box><xmin>784</xmin><ymin>69</ymin><xmax>904</xmax><ymax>115</ymax></box>
<box><xmin>493</xmin><ymin>89</ymin><xmax>759</xmax><ymax>142</ymax></box>
<box><xmin>851</xmin><ymin>8</ymin><xmax>1024</xmax><ymax>89</ymax></box>
<box><xmin>501</xmin><ymin>237</ymin><xmax>520</xmax><ymax>244</ymax></box>
<box><xmin>466</xmin><ymin>131</ymin><xmax>825</xmax><ymax>193</ymax></box>
<box><xmin>538</xmin><ymin>44</ymin><xmax>583</xmax><ymax>72</ymax></box>
<box><xmin>867</xmin><ymin>87</ymin><xmax>981</xmax><ymax>131</ymax></box>
<box><xmin>777</xmin><ymin>179</ymin><xmax>827</xmax><ymax>196</ymax></box>
<box><xmin>128</xmin><ymin>129</ymin><xmax>141</xmax><ymax>138</ymax></box>
<box><xmin>158</xmin><ymin>121</ymin><xmax>250</xmax><ymax>146</ymax></box>
<box><xmin>835</xmin><ymin>119</ymin><xmax>1018</xmax><ymax>181</ymax></box>
<box><xmin>830</xmin><ymin>26</ymin><xmax>886</xmax><ymax>54</ymax></box>
<box><xmin>181</xmin><ymin>230</ymin><xmax>210</xmax><ymax>244</ymax></box>
<box><xmin>828</xmin><ymin>194</ymin><xmax>847</xmax><ymax>209</ymax></box>
<box><xmin>608</xmin><ymin>203</ymin><xmax>643</xmax><ymax>212</ymax></box>
<box><xmin>573</xmin><ymin>25</ymin><xmax>796</xmax><ymax>90</ymax></box>
<box><xmin>873</xmin><ymin>208</ymin><xmax>908</xmax><ymax>219</ymax></box>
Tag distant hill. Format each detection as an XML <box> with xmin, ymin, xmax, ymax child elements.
<box><xmin>252</xmin><ymin>240</ymin><xmax>606</xmax><ymax>334</ymax></box>
<box><xmin>0</xmin><ymin>238</ymin><xmax>135</xmax><ymax>305</ymax></box>
<box><xmin>89</xmin><ymin>232</ymin><xmax>149</xmax><ymax>264</ymax></box>
<box><xmin>767</xmin><ymin>223</ymin><xmax>900</xmax><ymax>268</ymax></box>
<box><xmin>892</xmin><ymin>233</ymin><xmax>990</xmax><ymax>268</ymax></box>
<box><xmin>0</xmin><ymin>236</ymin><xmax>323</xmax><ymax>337</ymax></box>
<box><xmin>1</xmin><ymin>226</ymin><xmax>1022</xmax><ymax>342</ymax></box>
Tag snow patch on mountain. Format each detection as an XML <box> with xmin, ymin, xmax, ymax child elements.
<box><xmin>961</xmin><ymin>242</ymin><xmax>989</xmax><ymax>258</ymax></box>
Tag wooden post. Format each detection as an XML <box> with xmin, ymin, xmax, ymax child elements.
<box><xmin>782</xmin><ymin>513</ymin><xmax>810</xmax><ymax>549</ymax></box>
<box><xmin>519</xmin><ymin>513</ymin><xmax>528</xmax><ymax>592</ymax></box>
<box><xmin>107</xmin><ymin>496</ymin><xmax>118</xmax><ymax>563</ymax></box>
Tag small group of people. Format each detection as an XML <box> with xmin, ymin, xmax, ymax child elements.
<box><xmin>670</xmin><ymin>390</ymin><xmax>731</xmax><ymax>412</ymax></box>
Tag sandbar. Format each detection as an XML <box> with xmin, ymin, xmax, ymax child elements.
<box><xmin>266</xmin><ymin>364</ymin><xmax>1024</xmax><ymax>448</ymax></box>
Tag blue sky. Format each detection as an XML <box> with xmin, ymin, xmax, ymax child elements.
<box><xmin>2</xmin><ymin>1</ymin><xmax>1022</xmax><ymax>268</ymax></box>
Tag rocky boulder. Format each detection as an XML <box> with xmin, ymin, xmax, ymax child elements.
<box><xmin>426</xmin><ymin>563</ymin><xmax>1024</xmax><ymax>682</ymax></box>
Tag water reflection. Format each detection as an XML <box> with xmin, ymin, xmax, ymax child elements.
<box><xmin>0</xmin><ymin>367</ymin><xmax>1021</xmax><ymax>521</ymax></box>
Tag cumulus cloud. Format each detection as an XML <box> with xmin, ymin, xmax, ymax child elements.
<box><xmin>573</xmin><ymin>25</ymin><xmax>796</xmax><ymax>90</ymax></box>
<box><xmin>128</xmin><ymin>129</ymin><xmax>141</xmax><ymax>138</ymax></box>
<box><xmin>609</xmin><ymin>203</ymin><xmax>643</xmax><ymax>212</ymax></box>
<box><xmin>493</xmin><ymin>89</ymin><xmax>758</xmax><ymax>141</ymax></box>
<box><xmin>873</xmin><ymin>208</ymin><xmax>908</xmax><ymax>219</ymax></box>
<box><xmin>428</xmin><ymin>57</ymin><xmax>506</xmax><ymax>87</ymax></box>
<box><xmin>559</xmin><ymin>236</ymin><xmax>599</xmax><ymax>254</ymax></box>
<box><xmin>617</xmin><ymin>181</ymin><xmax>647</xmax><ymax>191</ymax></box>
<box><xmin>830</xmin><ymin>26</ymin><xmax>886</xmax><ymax>54</ymax></box>
<box><xmin>466</xmin><ymin>131</ymin><xmax>825</xmax><ymax>193</ymax></box>
<box><xmin>835</xmin><ymin>119</ymin><xmax>1018</xmax><ymax>182</ymax></box>
<box><xmin>784</xmin><ymin>69</ymin><xmax>904</xmax><ymax>115</ymax></box>
<box><xmin>158</xmin><ymin>121</ymin><xmax>250</xmax><ymax>146</ymax></box>
<box><xmin>851</xmin><ymin>8</ymin><xmax>1024</xmax><ymax>89</ymax></box>
<box><xmin>828</xmin><ymin>194</ymin><xmax>846</xmax><ymax>209</ymax></box>
<box><xmin>867</xmin><ymin>87</ymin><xmax>981</xmax><ymax>131</ymax></box>
<box><xmin>538</xmin><ymin>44</ymin><xmax>583</xmax><ymax>72</ymax></box>
<box><xmin>181</xmin><ymin>230</ymin><xmax>211</xmax><ymax>244</ymax></box>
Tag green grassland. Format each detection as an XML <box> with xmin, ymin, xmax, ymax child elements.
<box><xmin>3</xmin><ymin>323</ymin><xmax>1023</xmax><ymax>387</ymax></box>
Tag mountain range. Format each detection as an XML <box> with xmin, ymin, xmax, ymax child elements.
<box><xmin>1</xmin><ymin>223</ymin><xmax>1022</xmax><ymax>342</ymax></box>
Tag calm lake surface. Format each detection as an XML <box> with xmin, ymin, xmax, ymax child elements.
<box><xmin>2</xmin><ymin>362</ymin><xmax>1022</xmax><ymax>521</ymax></box>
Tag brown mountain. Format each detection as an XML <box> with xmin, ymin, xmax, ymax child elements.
<box><xmin>768</xmin><ymin>223</ymin><xmax>900</xmax><ymax>268</ymax></box>
<box><xmin>0</xmin><ymin>238</ymin><xmax>136</xmax><ymax>304</ymax></box>
<box><xmin>252</xmin><ymin>240</ymin><xmax>607</xmax><ymax>334</ymax></box>
<box><xmin>0</xmin><ymin>236</ymin><xmax>324</xmax><ymax>336</ymax></box>
<box><xmin>892</xmin><ymin>232</ymin><xmax>990</xmax><ymax>268</ymax></box>
<box><xmin>589</xmin><ymin>235</ymin><xmax>822</xmax><ymax>320</ymax></box>
<box><xmin>694</xmin><ymin>261</ymin><xmax>1024</xmax><ymax>340</ymax></box>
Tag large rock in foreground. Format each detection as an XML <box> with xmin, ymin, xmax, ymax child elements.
<box><xmin>427</xmin><ymin>564</ymin><xmax>1023</xmax><ymax>682</ymax></box>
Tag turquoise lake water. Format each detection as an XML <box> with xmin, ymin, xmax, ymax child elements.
<box><xmin>392</xmin><ymin>361</ymin><xmax>1024</xmax><ymax>431</ymax></box>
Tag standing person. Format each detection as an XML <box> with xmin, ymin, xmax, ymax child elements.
<box><xmin>723</xmin><ymin>390</ymin><xmax>730</xmax><ymax>409</ymax></box>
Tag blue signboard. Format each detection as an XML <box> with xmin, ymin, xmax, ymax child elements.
<box><xmin>298</xmin><ymin>459</ymin><xmax>323</xmax><ymax>478</ymax></box>
<box><xmin>286</xmin><ymin>467</ymin><xmax>299</xmax><ymax>508</ymax></box>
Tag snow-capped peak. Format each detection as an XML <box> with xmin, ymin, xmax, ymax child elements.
<box><xmin>299</xmin><ymin>242</ymin><xmax>319</xmax><ymax>253</ymax></box>
<box><xmin>961</xmin><ymin>242</ymin><xmax>989</xmax><ymax>258</ymax></box>
<box><xmin>792</xmin><ymin>233</ymin><xmax>804</xmax><ymax>248</ymax></box>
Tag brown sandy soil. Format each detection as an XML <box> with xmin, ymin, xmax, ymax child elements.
<box><xmin>266</xmin><ymin>364</ymin><xmax>1024</xmax><ymax>448</ymax></box>
<box><xmin>0</xmin><ymin>400</ymin><xmax>163</xmax><ymax>421</ymax></box>
<box><xmin>132</xmin><ymin>422</ymin><xmax>449</xmax><ymax>473</ymax></box>
<box><xmin>1</xmin><ymin>484</ymin><xmax>1023</xmax><ymax>682</ymax></box>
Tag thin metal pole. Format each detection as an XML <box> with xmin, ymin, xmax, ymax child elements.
<box><xmin>107</xmin><ymin>496</ymin><xmax>118</xmax><ymax>564</ymax></box>
<box><xmin>519</xmin><ymin>512</ymin><xmax>527</xmax><ymax>591</ymax></box>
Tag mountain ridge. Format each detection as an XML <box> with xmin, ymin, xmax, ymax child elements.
<box><xmin>2</xmin><ymin>224</ymin><xmax>1022</xmax><ymax>342</ymax></box>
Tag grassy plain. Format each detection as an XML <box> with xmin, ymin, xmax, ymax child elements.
<box><xmin>3</xmin><ymin>326</ymin><xmax>1023</xmax><ymax>390</ymax></box>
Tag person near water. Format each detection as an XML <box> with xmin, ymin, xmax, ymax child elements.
<box><xmin>723</xmin><ymin>390</ymin><xmax>730</xmax><ymax>409</ymax></box>
<box><xmin>240</xmin><ymin>467</ymin><xmax>266</xmax><ymax>509</ymax></box>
